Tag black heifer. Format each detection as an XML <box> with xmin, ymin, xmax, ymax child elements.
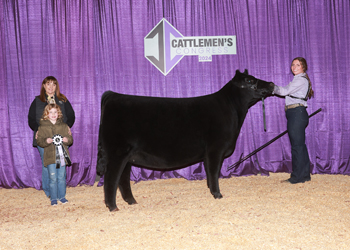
<box><xmin>97</xmin><ymin>70</ymin><xmax>274</xmax><ymax>211</ymax></box>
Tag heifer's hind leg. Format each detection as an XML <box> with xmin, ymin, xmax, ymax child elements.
<box><xmin>104</xmin><ymin>155</ymin><xmax>129</xmax><ymax>212</ymax></box>
<box><xmin>118</xmin><ymin>162</ymin><xmax>137</xmax><ymax>205</ymax></box>
<box><xmin>204</xmin><ymin>153</ymin><xmax>224</xmax><ymax>199</ymax></box>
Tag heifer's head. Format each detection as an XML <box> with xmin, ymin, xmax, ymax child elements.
<box><xmin>232</xmin><ymin>69</ymin><xmax>274</xmax><ymax>107</ymax></box>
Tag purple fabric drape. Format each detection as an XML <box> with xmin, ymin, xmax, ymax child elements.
<box><xmin>1</xmin><ymin>0</ymin><xmax>349</xmax><ymax>189</ymax></box>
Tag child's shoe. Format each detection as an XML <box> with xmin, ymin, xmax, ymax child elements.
<box><xmin>60</xmin><ymin>198</ymin><xmax>68</xmax><ymax>204</ymax></box>
<box><xmin>51</xmin><ymin>200</ymin><xmax>58</xmax><ymax>206</ymax></box>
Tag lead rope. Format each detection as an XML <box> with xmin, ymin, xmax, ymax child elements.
<box><xmin>262</xmin><ymin>97</ymin><xmax>266</xmax><ymax>132</ymax></box>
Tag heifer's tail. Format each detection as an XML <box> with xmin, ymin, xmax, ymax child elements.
<box><xmin>96</xmin><ymin>91</ymin><xmax>114</xmax><ymax>176</ymax></box>
<box><xmin>96</xmin><ymin>142</ymin><xmax>107</xmax><ymax>176</ymax></box>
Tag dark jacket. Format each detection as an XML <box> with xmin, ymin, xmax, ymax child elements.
<box><xmin>28</xmin><ymin>95</ymin><xmax>75</xmax><ymax>146</ymax></box>
<box><xmin>36</xmin><ymin>119</ymin><xmax>73</xmax><ymax>167</ymax></box>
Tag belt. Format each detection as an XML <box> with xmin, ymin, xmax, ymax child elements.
<box><xmin>285</xmin><ymin>103</ymin><xmax>304</xmax><ymax>111</ymax></box>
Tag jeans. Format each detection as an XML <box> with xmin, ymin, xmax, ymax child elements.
<box><xmin>286</xmin><ymin>106</ymin><xmax>311</xmax><ymax>182</ymax></box>
<box><xmin>37</xmin><ymin>146</ymin><xmax>50</xmax><ymax>198</ymax></box>
<box><xmin>47</xmin><ymin>163</ymin><xmax>67</xmax><ymax>201</ymax></box>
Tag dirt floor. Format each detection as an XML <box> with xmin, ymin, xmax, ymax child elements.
<box><xmin>1</xmin><ymin>172</ymin><xmax>350</xmax><ymax>250</ymax></box>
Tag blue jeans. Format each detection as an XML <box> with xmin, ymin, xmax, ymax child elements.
<box><xmin>286</xmin><ymin>106</ymin><xmax>311</xmax><ymax>182</ymax></box>
<box><xmin>37</xmin><ymin>146</ymin><xmax>50</xmax><ymax>197</ymax></box>
<box><xmin>47</xmin><ymin>163</ymin><xmax>67</xmax><ymax>201</ymax></box>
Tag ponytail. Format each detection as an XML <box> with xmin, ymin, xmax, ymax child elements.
<box><xmin>304</xmin><ymin>73</ymin><xmax>314</xmax><ymax>99</ymax></box>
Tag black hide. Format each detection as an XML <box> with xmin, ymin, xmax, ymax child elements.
<box><xmin>97</xmin><ymin>69</ymin><xmax>274</xmax><ymax>211</ymax></box>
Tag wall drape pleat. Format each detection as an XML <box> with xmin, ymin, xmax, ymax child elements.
<box><xmin>1</xmin><ymin>0</ymin><xmax>349</xmax><ymax>189</ymax></box>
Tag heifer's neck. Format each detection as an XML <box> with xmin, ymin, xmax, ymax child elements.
<box><xmin>220</xmin><ymin>84</ymin><xmax>251</xmax><ymax>127</ymax></box>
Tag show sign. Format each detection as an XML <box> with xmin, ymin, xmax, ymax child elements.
<box><xmin>144</xmin><ymin>18</ymin><xmax>236</xmax><ymax>76</ymax></box>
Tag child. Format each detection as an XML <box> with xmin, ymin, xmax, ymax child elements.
<box><xmin>37</xmin><ymin>104</ymin><xmax>73</xmax><ymax>206</ymax></box>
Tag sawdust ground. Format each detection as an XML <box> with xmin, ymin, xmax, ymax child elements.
<box><xmin>1</xmin><ymin>173</ymin><xmax>350</xmax><ymax>250</ymax></box>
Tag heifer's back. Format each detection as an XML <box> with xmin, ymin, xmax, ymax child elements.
<box><xmin>97</xmin><ymin>69</ymin><xmax>274</xmax><ymax>211</ymax></box>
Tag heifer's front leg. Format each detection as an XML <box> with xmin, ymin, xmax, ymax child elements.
<box><xmin>119</xmin><ymin>162</ymin><xmax>137</xmax><ymax>205</ymax></box>
<box><xmin>204</xmin><ymin>154</ymin><xmax>223</xmax><ymax>199</ymax></box>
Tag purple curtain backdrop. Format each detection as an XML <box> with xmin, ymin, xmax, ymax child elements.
<box><xmin>1</xmin><ymin>0</ymin><xmax>349</xmax><ymax>189</ymax></box>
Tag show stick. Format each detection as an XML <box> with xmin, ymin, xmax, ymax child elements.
<box><xmin>227</xmin><ymin>108</ymin><xmax>322</xmax><ymax>171</ymax></box>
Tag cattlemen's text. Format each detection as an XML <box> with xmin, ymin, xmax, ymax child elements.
<box><xmin>171</xmin><ymin>37</ymin><xmax>234</xmax><ymax>48</ymax></box>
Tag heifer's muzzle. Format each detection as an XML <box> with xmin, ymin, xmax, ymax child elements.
<box><xmin>257</xmin><ymin>81</ymin><xmax>275</xmax><ymax>96</ymax></box>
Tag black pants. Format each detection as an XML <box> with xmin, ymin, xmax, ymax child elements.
<box><xmin>286</xmin><ymin>106</ymin><xmax>311</xmax><ymax>182</ymax></box>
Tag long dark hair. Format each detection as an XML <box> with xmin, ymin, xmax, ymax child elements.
<box><xmin>291</xmin><ymin>57</ymin><xmax>314</xmax><ymax>99</ymax></box>
<box><xmin>39</xmin><ymin>76</ymin><xmax>67</xmax><ymax>102</ymax></box>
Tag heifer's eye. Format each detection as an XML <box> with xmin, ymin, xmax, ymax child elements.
<box><xmin>245</xmin><ymin>78</ymin><xmax>252</xmax><ymax>83</ymax></box>
<box><xmin>244</xmin><ymin>78</ymin><xmax>258</xmax><ymax>90</ymax></box>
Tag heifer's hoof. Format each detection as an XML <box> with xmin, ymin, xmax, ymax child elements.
<box><xmin>213</xmin><ymin>193</ymin><xmax>223</xmax><ymax>199</ymax></box>
<box><xmin>123</xmin><ymin>196</ymin><xmax>137</xmax><ymax>205</ymax></box>
<box><xmin>106</xmin><ymin>204</ymin><xmax>119</xmax><ymax>212</ymax></box>
<box><xmin>107</xmin><ymin>206</ymin><xmax>119</xmax><ymax>212</ymax></box>
<box><xmin>127</xmin><ymin>200</ymin><xmax>137</xmax><ymax>205</ymax></box>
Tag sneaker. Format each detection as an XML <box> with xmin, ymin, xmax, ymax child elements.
<box><xmin>51</xmin><ymin>200</ymin><xmax>58</xmax><ymax>206</ymax></box>
<box><xmin>60</xmin><ymin>198</ymin><xmax>68</xmax><ymax>204</ymax></box>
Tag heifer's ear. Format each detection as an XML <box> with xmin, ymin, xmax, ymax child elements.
<box><xmin>243</xmin><ymin>69</ymin><xmax>249</xmax><ymax>75</ymax></box>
